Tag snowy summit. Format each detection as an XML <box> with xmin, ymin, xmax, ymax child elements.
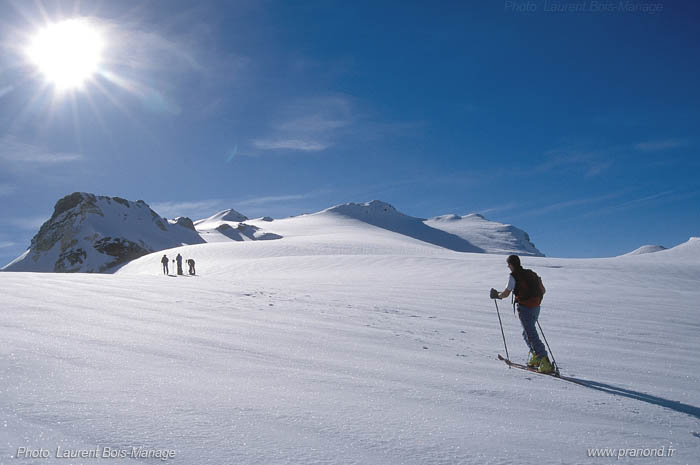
<box><xmin>425</xmin><ymin>213</ymin><xmax>543</xmax><ymax>256</ymax></box>
<box><xmin>193</xmin><ymin>208</ymin><xmax>249</xmax><ymax>227</ymax></box>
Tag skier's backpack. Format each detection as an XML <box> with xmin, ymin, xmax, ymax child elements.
<box><xmin>513</xmin><ymin>269</ymin><xmax>545</xmax><ymax>307</ymax></box>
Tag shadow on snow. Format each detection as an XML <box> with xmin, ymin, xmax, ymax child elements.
<box><xmin>563</xmin><ymin>376</ymin><xmax>700</xmax><ymax>421</ymax></box>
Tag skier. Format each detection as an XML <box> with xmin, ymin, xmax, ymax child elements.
<box><xmin>490</xmin><ymin>255</ymin><xmax>554</xmax><ymax>374</ymax></box>
<box><xmin>176</xmin><ymin>253</ymin><xmax>183</xmax><ymax>275</ymax></box>
<box><xmin>161</xmin><ymin>254</ymin><xmax>169</xmax><ymax>275</ymax></box>
<box><xmin>187</xmin><ymin>258</ymin><xmax>196</xmax><ymax>275</ymax></box>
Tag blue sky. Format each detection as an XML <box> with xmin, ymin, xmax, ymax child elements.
<box><xmin>0</xmin><ymin>0</ymin><xmax>698</xmax><ymax>264</ymax></box>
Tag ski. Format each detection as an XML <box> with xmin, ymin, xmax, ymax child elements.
<box><xmin>498</xmin><ymin>354</ymin><xmax>560</xmax><ymax>377</ymax></box>
<box><xmin>498</xmin><ymin>354</ymin><xmax>591</xmax><ymax>387</ymax></box>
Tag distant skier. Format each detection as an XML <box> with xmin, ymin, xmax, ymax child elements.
<box><xmin>176</xmin><ymin>253</ymin><xmax>183</xmax><ymax>275</ymax></box>
<box><xmin>187</xmin><ymin>258</ymin><xmax>196</xmax><ymax>275</ymax></box>
<box><xmin>490</xmin><ymin>255</ymin><xmax>553</xmax><ymax>374</ymax></box>
<box><xmin>161</xmin><ymin>254</ymin><xmax>169</xmax><ymax>275</ymax></box>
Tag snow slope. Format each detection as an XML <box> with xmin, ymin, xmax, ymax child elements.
<box><xmin>2</xmin><ymin>227</ymin><xmax>699</xmax><ymax>464</ymax></box>
<box><xmin>425</xmin><ymin>213</ymin><xmax>543</xmax><ymax>256</ymax></box>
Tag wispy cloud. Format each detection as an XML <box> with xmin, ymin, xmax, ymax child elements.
<box><xmin>236</xmin><ymin>192</ymin><xmax>320</xmax><ymax>207</ymax></box>
<box><xmin>277</xmin><ymin>114</ymin><xmax>351</xmax><ymax>133</ymax></box>
<box><xmin>0</xmin><ymin>241</ymin><xmax>16</xmax><ymax>249</ymax></box>
<box><xmin>149</xmin><ymin>199</ymin><xmax>228</xmax><ymax>219</ymax></box>
<box><xmin>250</xmin><ymin>96</ymin><xmax>354</xmax><ymax>154</ymax></box>
<box><xmin>635</xmin><ymin>138</ymin><xmax>689</xmax><ymax>152</ymax></box>
<box><xmin>6</xmin><ymin>216</ymin><xmax>48</xmax><ymax>230</ymax></box>
<box><xmin>0</xmin><ymin>135</ymin><xmax>85</xmax><ymax>193</ymax></box>
<box><xmin>252</xmin><ymin>139</ymin><xmax>330</xmax><ymax>152</ymax></box>
<box><xmin>577</xmin><ymin>189</ymin><xmax>699</xmax><ymax>219</ymax></box>
<box><xmin>477</xmin><ymin>203</ymin><xmax>519</xmax><ymax>216</ymax></box>
<box><xmin>152</xmin><ymin>190</ymin><xmax>330</xmax><ymax>219</ymax></box>
<box><xmin>519</xmin><ymin>192</ymin><xmax>623</xmax><ymax>218</ymax></box>
<box><xmin>536</xmin><ymin>150</ymin><xmax>612</xmax><ymax>178</ymax></box>
<box><xmin>0</xmin><ymin>136</ymin><xmax>83</xmax><ymax>167</ymax></box>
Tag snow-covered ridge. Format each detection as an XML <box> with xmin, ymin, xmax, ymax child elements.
<box><xmin>425</xmin><ymin>212</ymin><xmax>544</xmax><ymax>256</ymax></box>
<box><xmin>317</xmin><ymin>202</ymin><xmax>542</xmax><ymax>256</ymax></box>
<box><xmin>4</xmin><ymin>196</ymin><xmax>549</xmax><ymax>272</ymax></box>
<box><xmin>617</xmin><ymin>238</ymin><xmax>698</xmax><ymax>261</ymax></box>
<box><xmin>2</xmin><ymin>192</ymin><xmax>204</xmax><ymax>273</ymax></box>
<box><xmin>622</xmin><ymin>244</ymin><xmax>667</xmax><ymax>256</ymax></box>
<box><xmin>320</xmin><ymin>200</ymin><xmax>484</xmax><ymax>253</ymax></box>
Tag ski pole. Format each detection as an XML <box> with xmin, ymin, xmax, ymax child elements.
<box><xmin>493</xmin><ymin>299</ymin><xmax>510</xmax><ymax>362</ymax></box>
<box><xmin>537</xmin><ymin>320</ymin><xmax>559</xmax><ymax>374</ymax></box>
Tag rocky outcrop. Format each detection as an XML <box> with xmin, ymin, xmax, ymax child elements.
<box><xmin>214</xmin><ymin>223</ymin><xmax>282</xmax><ymax>241</ymax></box>
<box><xmin>3</xmin><ymin>192</ymin><xmax>205</xmax><ymax>273</ymax></box>
<box><xmin>169</xmin><ymin>216</ymin><xmax>197</xmax><ymax>231</ymax></box>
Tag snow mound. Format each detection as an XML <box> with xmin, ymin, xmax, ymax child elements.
<box><xmin>616</xmin><ymin>237</ymin><xmax>700</xmax><ymax>263</ymax></box>
<box><xmin>622</xmin><ymin>244</ymin><xmax>667</xmax><ymax>256</ymax></box>
<box><xmin>425</xmin><ymin>213</ymin><xmax>544</xmax><ymax>256</ymax></box>
<box><xmin>194</xmin><ymin>208</ymin><xmax>248</xmax><ymax>227</ymax></box>
<box><xmin>2</xmin><ymin>192</ymin><xmax>204</xmax><ymax>273</ymax></box>
<box><xmin>321</xmin><ymin>201</ymin><xmax>484</xmax><ymax>253</ymax></box>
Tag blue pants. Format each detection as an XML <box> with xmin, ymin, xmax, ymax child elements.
<box><xmin>517</xmin><ymin>304</ymin><xmax>547</xmax><ymax>358</ymax></box>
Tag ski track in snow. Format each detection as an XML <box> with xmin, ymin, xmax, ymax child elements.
<box><xmin>2</xmin><ymin>237</ymin><xmax>700</xmax><ymax>464</ymax></box>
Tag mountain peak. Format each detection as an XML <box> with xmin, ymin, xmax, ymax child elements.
<box><xmin>195</xmin><ymin>208</ymin><xmax>248</xmax><ymax>226</ymax></box>
<box><xmin>324</xmin><ymin>200</ymin><xmax>399</xmax><ymax>217</ymax></box>
<box><xmin>3</xmin><ymin>193</ymin><xmax>204</xmax><ymax>273</ymax></box>
<box><xmin>319</xmin><ymin>200</ymin><xmax>483</xmax><ymax>253</ymax></box>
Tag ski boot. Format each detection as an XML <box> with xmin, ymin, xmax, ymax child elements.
<box><xmin>527</xmin><ymin>351</ymin><xmax>541</xmax><ymax>367</ymax></box>
<box><xmin>538</xmin><ymin>356</ymin><xmax>554</xmax><ymax>374</ymax></box>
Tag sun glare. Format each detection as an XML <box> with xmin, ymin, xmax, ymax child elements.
<box><xmin>26</xmin><ymin>18</ymin><xmax>104</xmax><ymax>91</ymax></box>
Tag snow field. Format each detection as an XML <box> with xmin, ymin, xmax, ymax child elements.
<box><xmin>2</xmin><ymin>236</ymin><xmax>699</xmax><ymax>464</ymax></box>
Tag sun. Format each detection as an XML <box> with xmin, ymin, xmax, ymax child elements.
<box><xmin>26</xmin><ymin>18</ymin><xmax>104</xmax><ymax>91</ymax></box>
